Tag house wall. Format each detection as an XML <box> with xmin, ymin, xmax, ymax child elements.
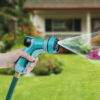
<box><xmin>30</xmin><ymin>10</ymin><xmax>100</xmax><ymax>39</ymax></box>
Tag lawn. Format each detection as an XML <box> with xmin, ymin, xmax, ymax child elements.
<box><xmin>1</xmin><ymin>54</ymin><xmax>100</xmax><ymax>100</ymax></box>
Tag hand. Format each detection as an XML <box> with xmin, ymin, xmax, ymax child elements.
<box><xmin>0</xmin><ymin>49</ymin><xmax>38</xmax><ymax>73</ymax></box>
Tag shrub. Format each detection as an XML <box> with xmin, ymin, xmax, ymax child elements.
<box><xmin>0</xmin><ymin>42</ymin><xmax>5</xmax><ymax>52</ymax></box>
<box><xmin>0</xmin><ymin>68</ymin><xmax>15</xmax><ymax>75</ymax></box>
<box><xmin>33</xmin><ymin>66</ymin><xmax>51</xmax><ymax>76</ymax></box>
<box><xmin>1</xmin><ymin>25</ymin><xmax>43</xmax><ymax>52</ymax></box>
<box><xmin>2</xmin><ymin>33</ymin><xmax>15</xmax><ymax>51</ymax></box>
<box><xmin>53</xmin><ymin>66</ymin><xmax>63</xmax><ymax>74</ymax></box>
<box><xmin>79</xmin><ymin>45</ymin><xmax>92</xmax><ymax>54</ymax></box>
<box><xmin>64</xmin><ymin>41</ymin><xmax>92</xmax><ymax>54</ymax></box>
<box><xmin>32</xmin><ymin>53</ymin><xmax>63</xmax><ymax>76</ymax></box>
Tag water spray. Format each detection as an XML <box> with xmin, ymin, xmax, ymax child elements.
<box><xmin>58</xmin><ymin>31</ymin><xmax>100</xmax><ymax>64</ymax></box>
<box><xmin>6</xmin><ymin>36</ymin><xmax>60</xmax><ymax>100</ymax></box>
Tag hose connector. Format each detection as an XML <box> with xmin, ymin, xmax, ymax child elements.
<box><xmin>14</xmin><ymin>72</ymin><xmax>20</xmax><ymax>78</ymax></box>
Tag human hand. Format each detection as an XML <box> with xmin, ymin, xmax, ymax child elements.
<box><xmin>0</xmin><ymin>49</ymin><xmax>38</xmax><ymax>73</ymax></box>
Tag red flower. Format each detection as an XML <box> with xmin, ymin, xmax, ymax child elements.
<box><xmin>9</xmin><ymin>35</ymin><xmax>14</xmax><ymax>39</ymax></box>
<box><xmin>29</xmin><ymin>33</ymin><xmax>33</xmax><ymax>36</ymax></box>
<box><xmin>49</xmin><ymin>62</ymin><xmax>54</xmax><ymax>68</ymax></box>
<box><xmin>29</xmin><ymin>32</ymin><xmax>34</xmax><ymax>36</ymax></box>
<box><xmin>37</xmin><ymin>30</ymin><xmax>42</xmax><ymax>34</ymax></box>
<box><xmin>21</xmin><ymin>25</ymin><xmax>28</xmax><ymax>30</ymax></box>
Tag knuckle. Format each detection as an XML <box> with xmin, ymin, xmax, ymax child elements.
<box><xmin>18</xmin><ymin>50</ymin><xmax>23</xmax><ymax>56</ymax></box>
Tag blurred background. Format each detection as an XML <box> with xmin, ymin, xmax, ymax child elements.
<box><xmin>0</xmin><ymin>0</ymin><xmax>100</xmax><ymax>100</ymax></box>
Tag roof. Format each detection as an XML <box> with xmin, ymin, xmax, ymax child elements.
<box><xmin>24</xmin><ymin>0</ymin><xmax>100</xmax><ymax>10</ymax></box>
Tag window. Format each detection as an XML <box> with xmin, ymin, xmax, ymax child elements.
<box><xmin>45</xmin><ymin>19</ymin><xmax>81</xmax><ymax>32</ymax></box>
<box><xmin>45</xmin><ymin>19</ymin><xmax>52</xmax><ymax>32</ymax></box>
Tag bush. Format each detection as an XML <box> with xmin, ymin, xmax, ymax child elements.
<box><xmin>33</xmin><ymin>66</ymin><xmax>51</xmax><ymax>76</ymax></box>
<box><xmin>1</xmin><ymin>25</ymin><xmax>43</xmax><ymax>52</ymax></box>
<box><xmin>53</xmin><ymin>66</ymin><xmax>63</xmax><ymax>74</ymax></box>
<box><xmin>79</xmin><ymin>45</ymin><xmax>92</xmax><ymax>54</ymax></box>
<box><xmin>64</xmin><ymin>41</ymin><xmax>92</xmax><ymax>54</ymax></box>
<box><xmin>0</xmin><ymin>42</ymin><xmax>5</xmax><ymax>52</ymax></box>
<box><xmin>0</xmin><ymin>68</ymin><xmax>15</xmax><ymax>75</ymax></box>
<box><xmin>2</xmin><ymin>33</ymin><xmax>15</xmax><ymax>51</ymax></box>
<box><xmin>32</xmin><ymin>53</ymin><xmax>63</xmax><ymax>76</ymax></box>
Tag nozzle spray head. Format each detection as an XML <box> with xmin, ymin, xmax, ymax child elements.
<box><xmin>47</xmin><ymin>37</ymin><xmax>60</xmax><ymax>53</ymax></box>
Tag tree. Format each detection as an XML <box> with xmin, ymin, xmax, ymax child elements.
<box><xmin>0</xmin><ymin>0</ymin><xmax>31</xmax><ymax>38</ymax></box>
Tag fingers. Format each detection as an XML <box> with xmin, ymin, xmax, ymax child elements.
<box><xmin>14</xmin><ymin>49</ymin><xmax>38</xmax><ymax>73</ymax></box>
<box><xmin>19</xmin><ymin>50</ymin><xmax>35</xmax><ymax>62</ymax></box>
<box><xmin>26</xmin><ymin>57</ymin><xmax>38</xmax><ymax>73</ymax></box>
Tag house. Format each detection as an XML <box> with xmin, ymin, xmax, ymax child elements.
<box><xmin>24</xmin><ymin>0</ymin><xmax>100</xmax><ymax>40</ymax></box>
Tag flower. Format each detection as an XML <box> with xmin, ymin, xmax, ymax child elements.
<box><xmin>29</xmin><ymin>33</ymin><xmax>33</xmax><ymax>36</ymax></box>
<box><xmin>29</xmin><ymin>32</ymin><xmax>34</xmax><ymax>36</ymax></box>
<box><xmin>21</xmin><ymin>25</ymin><xmax>28</xmax><ymax>29</ymax></box>
<box><xmin>49</xmin><ymin>62</ymin><xmax>54</xmax><ymax>68</ymax></box>
<box><xmin>86</xmin><ymin>49</ymin><xmax>100</xmax><ymax>60</ymax></box>
<box><xmin>9</xmin><ymin>35</ymin><xmax>14</xmax><ymax>39</ymax></box>
<box><xmin>37</xmin><ymin>30</ymin><xmax>42</xmax><ymax>34</ymax></box>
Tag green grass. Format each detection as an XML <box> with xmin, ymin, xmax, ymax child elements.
<box><xmin>1</xmin><ymin>54</ymin><xmax>100</xmax><ymax>100</ymax></box>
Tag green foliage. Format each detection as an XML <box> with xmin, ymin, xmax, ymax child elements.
<box><xmin>0</xmin><ymin>0</ymin><xmax>31</xmax><ymax>38</ymax></box>
<box><xmin>63</xmin><ymin>40</ymin><xmax>92</xmax><ymax>54</ymax></box>
<box><xmin>0</xmin><ymin>68</ymin><xmax>14</xmax><ymax>75</ymax></box>
<box><xmin>76</xmin><ymin>41</ymin><xmax>92</xmax><ymax>54</ymax></box>
<box><xmin>33</xmin><ymin>66</ymin><xmax>51</xmax><ymax>76</ymax></box>
<box><xmin>2</xmin><ymin>33</ymin><xmax>15</xmax><ymax>51</ymax></box>
<box><xmin>1</xmin><ymin>25</ymin><xmax>42</xmax><ymax>52</ymax></box>
<box><xmin>0</xmin><ymin>42</ymin><xmax>5</xmax><ymax>52</ymax></box>
<box><xmin>0</xmin><ymin>0</ymin><xmax>11</xmax><ymax>7</ymax></box>
<box><xmin>53</xmin><ymin>66</ymin><xmax>63</xmax><ymax>74</ymax></box>
<box><xmin>17</xmin><ymin>0</ymin><xmax>25</xmax><ymax>10</ymax></box>
<box><xmin>19</xmin><ymin>19</ymin><xmax>32</xmax><ymax>26</ymax></box>
<box><xmin>32</xmin><ymin>53</ymin><xmax>63</xmax><ymax>76</ymax></box>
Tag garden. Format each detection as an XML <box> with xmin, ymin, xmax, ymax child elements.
<box><xmin>0</xmin><ymin>0</ymin><xmax>100</xmax><ymax>100</ymax></box>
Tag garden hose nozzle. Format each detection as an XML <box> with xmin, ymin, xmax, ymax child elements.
<box><xmin>6</xmin><ymin>36</ymin><xmax>60</xmax><ymax>100</ymax></box>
